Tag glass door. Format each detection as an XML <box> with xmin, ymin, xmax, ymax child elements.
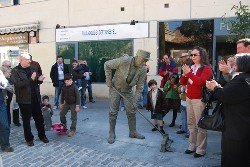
<box><xmin>56</xmin><ymin>42</ymin><xmax>78</xmax><ymax>72</ymax></box>
<box><xmin>78</xmin><ymin>40</ymin><xmax>132</xmax><ymax>82</ymax></box>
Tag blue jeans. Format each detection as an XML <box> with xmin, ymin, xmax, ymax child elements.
<box><xmin>54</xmin><ymin>81</ymin><xmax>64</xmax><ymax>107</ymax></box>
<box><xmin>76</xmin><ymin>79</ymin><xmax>82</xmax><ymax>88</ymax></box>
<box><xmin>181</xmin><ymin>105</ymin><xmax>188</xmax><ymax>132</ymax></box>
<box><xmin>137</xmin><ymin>82</ymin><xmax>148</xmax><ymax>106</ymax></box>
<box><xmin>85</xmin><ymin>80</ymin><xmax>93</xmax><ymax>101</ymax></box>
<box><xmin>0</xmin><ymin>99</ymin><xmax>10</xmax><ymax>150</ymax></box>
<box><xmin>80</xmin><ymin>86</ymin><xmax>87</xmax><ymax>106</ymax></box>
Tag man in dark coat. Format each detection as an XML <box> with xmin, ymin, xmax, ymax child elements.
<box><xmin>206</xmin><ymin>54</ymin><xmax>250</xmax><ymax>167</ymax></box>
<box><xmin>10</xmin><ymin>52</ymin><xmax>49</xmax><ymax>146</ymax></box>
<box><xmin>50</xmin><ymin>55</ymin><xmax>69</xmax><ymax>109</ymax></box>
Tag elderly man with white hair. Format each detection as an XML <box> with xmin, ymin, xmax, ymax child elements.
<box><xmin>10</xmin><ymin>52</ymin><xmax>49</xmax><ymax>147</ymax></box>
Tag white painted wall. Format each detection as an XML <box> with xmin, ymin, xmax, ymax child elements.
<box><xmin>1</xmin><ymin>0</ymin><xmax>249</xmax><ymax>97</ymax></box>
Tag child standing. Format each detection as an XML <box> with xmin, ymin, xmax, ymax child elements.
<box><xmin>60</xmin><ymin>74</ymin><xmax>81</xmax><ymax>137</ymax></box>
<box><xmin>176</xmin><ymin>85</ymin><xmax>189</xmax><ymax>137</ymax></box>
<box><xmin>41</xmin><ymin>95</ymin><xmax>53</xmax><ymax>131</ymax></box>
<box><xmin>163</xmin><ymin>74</ymin><xmax>181</xmax><ymax>127</ymax></box>
<box><xmin>146</xmin><ymin>79</ymin><xmax>167</xmax><ymax>134</ymax></box>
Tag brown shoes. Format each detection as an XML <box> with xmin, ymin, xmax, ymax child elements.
<box><xmin>67</xmin><ymin>130</ymin><xmax>76</xmax><ymax>137</ymax></box>
<box><xmin>3</xmin><ymin>147</ymin><xmax>14</xmax><ymax>152</ymax></box>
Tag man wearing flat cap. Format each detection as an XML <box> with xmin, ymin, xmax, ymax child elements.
<box><xmin>104</xmin><ymin>49</ymin><xmax>151</xmax><ymax>144</ymax></box>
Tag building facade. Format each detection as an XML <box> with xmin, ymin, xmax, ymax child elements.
<box><xmin>1</xmin><ymin>0</ymin><xmax>249</xmax><ymax>97</ymax></box>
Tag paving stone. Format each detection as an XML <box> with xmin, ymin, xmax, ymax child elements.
<box><xmin>2</xmin><ymin>100</ymin><xmax>221</xmax><ymax>167</ymax></box>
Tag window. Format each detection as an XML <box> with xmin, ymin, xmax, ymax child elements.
<box><xmin>0</xmin><ymin>0</ymin><xmax>19</xmax><ymax>7</ymax></box>
<box><xmin>13</xmin><ymin>0</ymin><xmax>19</xmax><ymax>5</ymax></box>
<box><xmin>78</xmin><ymin>40</ymin><xmax>132</xmax><ymax>82</ymax></box>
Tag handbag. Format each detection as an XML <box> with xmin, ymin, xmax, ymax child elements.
<box><xmin>201</xmin><ymin>86</ymin><xmax>211</xmax><ymax>103</ymax></box>
<box><xmin>198</xmin><ymin>100</ymin><xmax>224</xmax><ymax>131</ymax></box>
<box><xmin>201</xmin><ymin>66</ymin><xmax>215</xmax><ymax>103</ymax></box>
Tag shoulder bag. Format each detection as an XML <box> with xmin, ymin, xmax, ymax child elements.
<box><xmin>198</xmin><ymin>100</ymin><xmax>224</xmax><ymax>131</ymax></box>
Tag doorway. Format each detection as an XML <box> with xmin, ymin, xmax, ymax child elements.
<box><xmin>56</xmin><ymin>42</ymin><xmax>78</xmax><ymax>72</ymax></box>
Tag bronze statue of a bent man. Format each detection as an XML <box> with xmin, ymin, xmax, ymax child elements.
<box><xmin>104</xmin><ymin>49</ymin><xmax>151</xmax><ymax>144</ymax></box>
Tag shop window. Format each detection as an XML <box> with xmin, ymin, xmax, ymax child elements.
<box><xmin>159</xmin><ymin>20</ymin><xmax>214</xmax><ymax>71</ymax></box>
<box><xmin>0</xmin><ymin>0</ymin><xmax>12</xmax><ymax>7</ymax></box>
<box><xmin>57</xmin><ymin>43</ymin><xmax>76</xmax><ymax>72</ymax></box>
<box><xmin>0</xmin><ymin>44</ymin><xmax>28</xmax><ymax>67</ymax></box>
<box><xmin>0</xmin><ymin>0</ymin><xmax>19</xmax><ymax>7</ymax></box>
<box><xmin>78</xmin><ymin>40</ymin><xmax>132</xmax><ymax>83</ymax></box>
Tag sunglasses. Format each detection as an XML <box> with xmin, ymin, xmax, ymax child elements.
<box><xmin>191</xmin><ymin>53</ymin><xmax>199</xmax><ymax>57</ymax></box>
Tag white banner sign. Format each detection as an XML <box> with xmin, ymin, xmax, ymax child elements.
<box><xmin>56</xmin><ymin>23</ymin><xmax>148</xmax><ymax>42</ymax></box>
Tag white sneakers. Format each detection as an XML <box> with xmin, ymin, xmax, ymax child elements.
<box><xmin>82</xmin><ymin>106</ymin><xmax>87</xmax><ymax>109</ymax></box>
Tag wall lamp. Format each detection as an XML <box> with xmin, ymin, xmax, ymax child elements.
<box><xmin>130</xmin><ymin>20</ymin><xmax>138</xmax><ymax>25</ymax></box>
<box><xmin>56</xmin><ymin>24</ymin><xmax>66</xmax><ymax>29</ymax></box>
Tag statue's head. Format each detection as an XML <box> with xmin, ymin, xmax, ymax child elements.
<box><xmin>134</xmin><ymin>49</ymin><xmax>151</xmax><ymax>67</ymax></box>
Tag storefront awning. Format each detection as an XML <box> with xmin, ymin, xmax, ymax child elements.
<box><xmin>0</xmin><ymin>22</ymin><xmax>40</xmax><ymax>34</ymax></box>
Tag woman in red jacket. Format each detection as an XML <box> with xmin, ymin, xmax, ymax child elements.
<box><xmin>180</xmin><ymin>46</ymin><xmax>212</xmax><ymax>158</ymax></box>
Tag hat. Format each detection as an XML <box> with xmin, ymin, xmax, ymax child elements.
<box><xmin>19</xmin><ymin>52</ymin><xmax>31</xmax><ymax>59</ymax></box>
<box><xmin>180</xmin><ymin>53</ymin><xmax>189</xmax><ymax>58</ymax></box>
<box><xmin>136</xmin><ymin>49</ymin><xmax>151</xmax><ymax>60</ymax></box>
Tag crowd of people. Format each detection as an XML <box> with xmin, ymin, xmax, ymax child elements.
<box><xmin>145</xmin><ymin>39</ymin><xmax>249</xmax><ymax>166</ymax></box>
<box><xmin>0</xmin><ymin>38</ymin><xmax>249</xmax><ymax>167</ymax></box>
<box><xmin>0</xmin><ymin>53</ymin><xmax>95</xmax><ymax>151</ymax></box>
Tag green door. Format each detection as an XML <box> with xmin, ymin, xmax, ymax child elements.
<box><xmin>78</xmin><ymin>40</ymin><xmax>132</xmax><ymax>82</ymax></box>
<box><xmin>56</xmin><ymin>42</ymin><xmax>78</xmax><ymax>72</ymax></box>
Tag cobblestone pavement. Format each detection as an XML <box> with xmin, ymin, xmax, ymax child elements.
<box><xmin>1</xmin><ymin>128</ymin><xmax>156</xmax><ymax>167</ymax></box>
<box><xmin>0</xmin><ymin>100</ymin><xmax>221</xmax><ymax>167</ymax></box>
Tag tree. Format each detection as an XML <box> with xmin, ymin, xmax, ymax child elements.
<box><xmin>223</xmin><ymin>1</ymin><xmax>250</xmax><ymax>40</ymax></box>
<box><xmin>176</xmin><ymin>20</ymin><xmax>214</xmax><ymax>48</ymax></box>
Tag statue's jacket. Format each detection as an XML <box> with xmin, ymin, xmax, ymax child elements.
<box><xmin>104</xmin><ymin>56</ymin><xmax>146</xmax><ymax>101</ymax></box>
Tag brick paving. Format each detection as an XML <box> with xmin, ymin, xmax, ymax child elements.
<box><xmin>1</xmin><ymin>128</ymin><xmax>155</xmax><ymax>167</ymax></box>
<box><xmin>0</xmin><ymin>100</ymin><xmax>221</xmax><ymax>167</ymax></box>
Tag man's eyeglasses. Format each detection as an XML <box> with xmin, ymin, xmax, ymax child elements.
<box><xmin>191</xmin><ymin>53</ymin><xmax>199</xmax><ymax>57</ymax></box>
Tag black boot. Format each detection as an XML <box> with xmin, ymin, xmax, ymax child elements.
<box><xmin>151</xmin><ymin>125</ymin><xmax>158</xmax><ymax>131</ymax></box>
<box><xmin>160</xmin><ymin>126</ymin><xmax>165</xmax><ymax>134</ymax></box>
<box><xmin>169</xmin><ymin>122</ymin><xmax>175</xmax><ymax>127</ymax></box>
<box><xmin>13</xmin><ymin>109</ymin><xmax>21</xmax><ymax>127</ymax></box>
<box><xmin>169</xmin><ymin>109</ymin><xmax>177</xmax><ymax>127</ymax></box>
